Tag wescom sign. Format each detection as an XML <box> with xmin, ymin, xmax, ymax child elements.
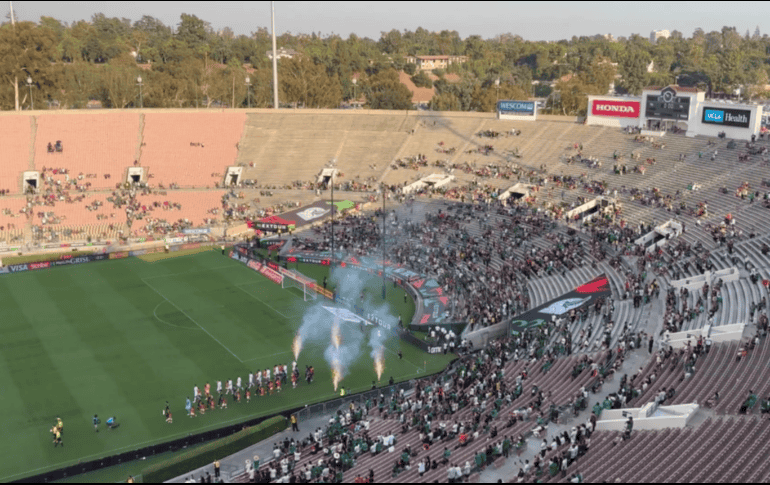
<box><xmin>591</xmin><ymin>100</ymin><xmax>640</xmax><ymax>118</ymax></box>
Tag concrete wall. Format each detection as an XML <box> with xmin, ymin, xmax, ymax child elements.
<box><xmin>596</xmin><ymin>403</ymin><xmax>698</xmax><ymax>431</ymax></box>
<box><xmin>0</xmin><ymin>108</ymin><xmax>581</xmax><ymax>124</ymax></box>
<box><xmin>662</xmin><ymin>323</ymin><xmax>745</xmax><ymax>348</ymax></box>
<box><xmin>670</xmin><ymin>267</ymin><xmax>740</xmax><ymax>290</ymax></box>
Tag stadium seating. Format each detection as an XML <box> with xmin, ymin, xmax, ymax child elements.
<box><xmin>0</xmin><ymin>116</ymin><xmax>33</xmax><ymax>194</ymax></box>
<box><xmin>131</xmin><ymin>190</ymin><xmax>225</xmax><ymax>235</ymax></box>
<box><xmin>236</xmin><ymin>348</ymin><xmax>608</xmax><ymax>484</ymax></box>
<box><xmin>34</xmin><ymin>113</ymin><xmax>141</xmax><ymax>189</ymax></box>
<box><xmin>141</xmin><ymin>112</ymin><xmax>246</xmax><ymax>187</ymax></box>
<box><xmin>545</xmin><ymin>416</ymin><xmax>770</xmax><ymax>483</ymax></box>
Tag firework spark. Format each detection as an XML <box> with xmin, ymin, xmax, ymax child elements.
<box><xmin>374</xmin><ymin>348</ymin><xmax>385</xmax><ymax>381</ymax></box>
<box><xmin>292</xmin><ymin>334</ymin><xmax>302</xmax><ymax>361</ymax></box>
<box><xmin>332</xmin><ymin>358</ymin><xmax>342</xmax><ymax>391</ymax></box>
<box><xmin>332</xmin><ymin>320</ymin><xmax>341</xmax><ymax>349</ymax></box>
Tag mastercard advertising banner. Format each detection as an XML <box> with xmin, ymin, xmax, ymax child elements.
<box><xmin>591</xmin><ymin>100</ymin><xmax>641</xmax><ymax>118</ymax></box>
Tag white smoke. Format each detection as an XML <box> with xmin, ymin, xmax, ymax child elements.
<box><xmin>294</xmin><ymin>263</ymin><xmax>401</xmax><ymax>388</ymax></box>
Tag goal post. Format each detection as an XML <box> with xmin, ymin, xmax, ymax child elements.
<box><xmin>281</xmin><ymin>269</ymin><xmax>318</xmax><ymax>301</ymax></box>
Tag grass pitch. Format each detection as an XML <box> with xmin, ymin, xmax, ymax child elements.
<box><xmin>0</xmin><ymin>250</ymin><xmax>453</xmax><ymax>481</ymax></box>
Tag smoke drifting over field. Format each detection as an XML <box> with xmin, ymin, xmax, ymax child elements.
<box><xmin>293</xmin><ymin>265</ymin><xmax>399</xmax><ymax>388</ymax></box>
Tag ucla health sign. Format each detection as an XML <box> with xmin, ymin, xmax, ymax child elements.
<box><xmin>702</xmin><ymin>107</ymin><xmax>751</xmax><ymax>129</ymax></box>
<box><xmin>497</xmin><ymin>100</ymin><xmax>535</xmax><ymax>115</ymax></box>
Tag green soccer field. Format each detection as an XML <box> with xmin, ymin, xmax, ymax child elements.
<box><xmin>0</xmin><ymin>249</ymin><xmax>454</xmax><ymax>482</ymax></box>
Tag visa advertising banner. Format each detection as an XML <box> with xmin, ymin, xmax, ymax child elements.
<box><xmin>702</xmin><ymin>107</ymin><xmax>751</xmax><ymax>129</ymax></box>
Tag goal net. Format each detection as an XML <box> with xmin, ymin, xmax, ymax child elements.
<box><xmin>281</xmin><ymin>269</ymin><xmax>318</xmax><ymax>301</ymax></box>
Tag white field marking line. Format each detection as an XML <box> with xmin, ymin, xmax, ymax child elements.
<box><xmin>0</xmin><ymin>411</ymin><xmax>268</xmax><ymax>483</ymax></box>
<box><xmin>140</xmin><ymin>264</ymin><xmax>238</xmax><ymax>280</ymax></box>
<box><xmin>383</xmin><ymin>340</ymin><xmax>423</xmax><ymax>373</ymax></box>
<box><xmin>152</xmin><ymin>301</ymin><xmax>202</xmax><ymax>331</ymax></box>
<box><xmin>142</xmin><ymin>277</ymin><xmax>243</xmax><ymax>363</ymax></box>
<box><xmin>234</xmin><ymin>282</ymin><xmax>305</xmax><ymax>320</ymax></box>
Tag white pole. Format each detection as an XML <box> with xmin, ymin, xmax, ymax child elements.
<box><xmin>9</xmin><ymin>1</ymin><xmax>15</xmax><ymax>26</ymax></box>
<box><xmin>271</xmin><ymin>1</ymin><xmax>279</xmax><ymax>109</ymax></box>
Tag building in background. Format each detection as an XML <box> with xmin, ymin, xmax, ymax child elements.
<box><xmin>266</xmin><ymin>48</ymin><xmax>299</xmax><ymax>61</ymax></box>
<box><xmin>650</xmin><ymin>30</ymin><xmax>671</xmax><ymax>44</ymax></box>
<box><xmin>405</xmin><ymin>55</ymin><xmax>468</xmax><ymax>72</ymax></box>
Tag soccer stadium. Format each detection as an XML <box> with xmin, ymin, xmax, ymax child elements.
<box><xmin>3</xmin><ymin>6</ymin><xmax>770</xmax><ymax>485</ymax></box>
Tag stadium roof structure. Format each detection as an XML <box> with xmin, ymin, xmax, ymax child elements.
<box><xmin>643</xmin><ymin>84</ymin><xmax>702</xmax><ymax>93</ymax></box>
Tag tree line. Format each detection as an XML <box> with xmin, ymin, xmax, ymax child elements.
<box><xmin>1</xmin><ymin>14</ymin><xmax>769</xmax><ymax>115</ymax></box>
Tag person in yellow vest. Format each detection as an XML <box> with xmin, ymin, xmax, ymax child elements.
<box><xmin>214</xmin><ymin>460</ymin><xmax>221</xmax><ymax>480</ymax></box>
<box><xmin>291</xmin><ymin>414</ymin><xmax>299</xmax><ymax>432</ymax></box>
<box><xmin>127</xmin><ymin>476</ymin><xmax>135</xmax><ymax>483</ymax></box>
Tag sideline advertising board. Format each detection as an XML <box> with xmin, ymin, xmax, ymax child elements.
<box><xmin>702</xmin><ymin>107</ymin><xmax>751</xmax><ymax>129</ymax></box>
<box><xmin>0</xmin><ymin>252</ymin><xmax>108</xmax><ymax>275</ymax></box>
<box><xmin>591</xmin><ymin>99</ymin><xmax>640</xmax><ymax>118</ymax></box>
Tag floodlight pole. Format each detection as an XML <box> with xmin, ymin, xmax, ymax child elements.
<box><xmin>245</xmin><ymin>76</ymin><xmax>252</xmax><ymax>109</ymax></box>
<box><xmin>26</xmin><ymin>76</ymin><xmax>33</xmax><ymax>110</ymax></box>
<box><xmin>137</xmin><ymin>76</ymin><xmax>144</xmax><ymax>109</ymax></box>
<box><xmin>271</xmin><ymin>1</ymin><xmax>279</xmax><ymax>109</ymax></box>
<box><xmin>382</xmin><ymin>183</ymin><xmax>386</xmax><ymax>300</ymax></box>
<box><xmin>330</xmin><ymin>176</ymin><xmax>334</xmax><ymax>268</ymax></box>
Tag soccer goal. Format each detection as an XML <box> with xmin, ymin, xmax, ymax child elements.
<box><xmin>281</xmin><ymin>269</ymin><xmax>318</xmax><ymax>301</ymax></box>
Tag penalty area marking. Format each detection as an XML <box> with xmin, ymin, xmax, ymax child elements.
<box><xmin>153</xmin><ymin>301</ymin><xmax>203</xmax><ymax>331</ymax></box>
<box><xmin>142</xmin><ymin>277</ymin><xmax>244</xmax><ymax>363</ymax></box>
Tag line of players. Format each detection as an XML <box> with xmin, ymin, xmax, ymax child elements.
<box><xmin>183</xmin><ymin>363</ymin><xmax>315</xmax><ymax>418</ymax></box>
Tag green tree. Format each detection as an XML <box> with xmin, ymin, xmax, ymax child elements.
<box><xmin>101</xmin><ymin>53</ymin><xmax>140</xmax><ymax>108</ymax></box>
<box><xmin>363</xmin><ymin>69</ymin><xmax>412</xmax><ymax>110</ymax></box>
<box><xmin>54</xmin><ymin>61</ymin><xmax>101</xmax><ymax>109</ymax></box>
<box><xmin>411</xmin><ymin>70</ymin><xmax>432</xmax><ymax>88</ymax></box>
<box><xmin>429</xmin><ymin>91</ymin><xmax>460</xmax><ymax>111</ymax></box>
<box><xmin>279</xmin><ymin>57</ymin><xmax>342</xmax><ymax>108</ymax></box>
<box><xmin>176</xmin><ymin>14</ymin><xmax>210</xmax><ymax>55</ymax></box>
<box><xmin>619</xmin><ymin>49</ymin><xmax>650</xmax><ymax>94</ymax></box>
<box><xmin>0</xmin><ymin>22</ymin><xmax>56</xmax><ymax>111</ymax></box>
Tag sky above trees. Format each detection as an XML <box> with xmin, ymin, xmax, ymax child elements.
<box><xmin>7</xmin><ymin>1</ymin><xmax>770</xmax><ymax>42</ymax></box>
<box><xmin>2</xmin><ymin>8</ymin><xmax>769</xmax><ymax>114</ymax></box>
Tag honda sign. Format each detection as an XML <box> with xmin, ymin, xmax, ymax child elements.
<box><xmin>591</xmin><ymin>100</ymin><xmax>640</xmax><ymax>118</ymax></box>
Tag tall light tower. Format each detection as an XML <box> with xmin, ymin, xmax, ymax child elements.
<box><xmin>271</xmin><ymin>1</ymin><xmax>279</xmax><ymax>109</ymax></box>
<box><xmin>26</xmin><ymin>76</ymin><xmax>33</xmax><ymax>110</ymax></box>
<box><xmin>245</xmin><ymin>75</ymin><xmax>252</xmax><ymax>109</ymax></box>
<box><xmin>9</xmin><ymin>1</ymin><xmax>15</xmax><ymax>27</ymax></box>
<box><xmin>136</xmin><ymin>76</ymin><xmax>144</xmax><ymax>109</ymax></box>
<box><xmin>381</xmin><ymin>183</ymin><xmax>386</xmax><ymax>300</ymax></box>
